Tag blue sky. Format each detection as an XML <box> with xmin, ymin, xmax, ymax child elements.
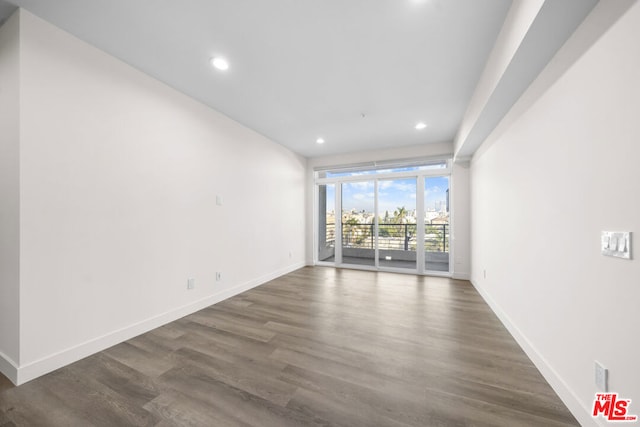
<box><xmin>324</xmin><ymin>176</ymin><xmax>449</xmax><ymax>215</ymax></box>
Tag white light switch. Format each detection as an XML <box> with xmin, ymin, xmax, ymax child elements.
<box><xmin>601</xmin><ymin>231</ymin><xmax>631</xmax><ymax>259</ymax></box>
<box><xmin>216</xmin><ymin>195</ymin><xmax>223</xmax><ymax>206</ymax></box>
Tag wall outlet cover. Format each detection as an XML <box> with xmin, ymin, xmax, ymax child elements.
<box><xmin>595</xmin><ymin>361</ymin><xmax>608</xmax><ymax>392</ymax></box>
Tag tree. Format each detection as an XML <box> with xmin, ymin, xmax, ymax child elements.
<box><xmin>343</xmin><ymin>217</ymin><xmax>372</xmax><ymax>247</ymax></box>
<box><xmin>378</xmin><ymin>211</ymin><xmax>392</xmax><ymax>238</ymax></box>
<box><xmin>392</xmin><ymin>206</ymin><xmax>414</xmax><ymax>250</ymax></box>
<box><xmin>393</xmin><ymin>206</ymin><xmax>408</xmax><ymax>224</ymax></box>
<box><xmin>343</xmin><ymin>218</ymin><xmax>359</xmax><ymax>247</ymax></box>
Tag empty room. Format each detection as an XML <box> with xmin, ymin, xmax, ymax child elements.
<box><xmin>0</xmin><ymin>1</ymin><xmax>638</xmax><ymax>426</ymax></box>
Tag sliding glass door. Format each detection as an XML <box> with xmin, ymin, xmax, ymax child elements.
<box><xmin>378</xmin><ymin>178</ymin><xmax>416</xmax><ymax>270</ymax></box>
<box><xmin>424</xmin><ymin>176</ymin><xmax>449</xmax><ymax>272</ymax></box>
<box><xmin>317</xmin><ymin>184</ymin><xmax>335</xmax><ymax>263</ymax></box>
<box><xmin>341</xmin><ymin>181</ymin><xmax>375</xmax><ymax>267</ymax></box>
<box><xmin>315</xmin><ymin>160</ymin><xmax>451</xmax><ymax>275</ymax></box>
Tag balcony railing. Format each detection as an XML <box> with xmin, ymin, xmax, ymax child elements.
<box><xmin>325</xmin><ymin>222</ymin><xmax>448</xmax><ymax>252</ymax></box>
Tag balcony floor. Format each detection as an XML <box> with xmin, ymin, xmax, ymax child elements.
<box><xmin>320</xmin><ymin>255</ymin><xmax>449</xmax><ymax>273</ymax></box>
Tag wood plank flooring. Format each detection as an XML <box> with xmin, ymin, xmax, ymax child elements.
<box><xmin>0</xmin><ymin>267</ymin><xmax>579</xmax><ymax>426</ymax></box>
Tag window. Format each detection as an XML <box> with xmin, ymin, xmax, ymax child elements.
<box><xmin>315</xmin><ymin>158</ymin><xmax>451</xmax><ymax>275</ymax></box>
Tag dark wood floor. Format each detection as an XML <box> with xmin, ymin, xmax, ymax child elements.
<box><xmin>0</xmin><ymin>267</ymin><xmax>578</xmax><ymax>426</ymax></box>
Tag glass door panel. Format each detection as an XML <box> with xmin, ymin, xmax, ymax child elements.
<box><xmin>424</xmin><ymin>176</ymin><xmax>450</xmax><ymax>272</ymax></box>
<box><xmin>317</xmin><ymin>184</ymin><xmax>335</xmax><ymax>262</ymax></box>
<box><xmin>378</xmin><ymin>178</ymin><xmax>417</xmax><ymax>270</ymax></box>
<box><xmin>341</xmin><ymin>181</ymin><xmax>375</xmax><ymax>267</ymax></box>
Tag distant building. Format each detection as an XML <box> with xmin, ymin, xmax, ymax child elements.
<box><xmin>425</xmin><ymin>211</ymin><xmax>439</xmax><ymax>222</ymax></box>
<box><xmin>431</xmin><ymin>214</ymin><xmax>449</xmax><ymax>225</ymax></box>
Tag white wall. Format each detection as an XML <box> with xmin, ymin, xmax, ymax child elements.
<box><xmin>470</xmin><ymin>2</ymin><xmax>640</xmax><ymax>426</ymax></box>
<box><xmin>0</xmin><ymin>10</ymin><xmax>20</xmax><ymax>380</ymax></box>
<box><xmin>10</xmin><ymin>10</ymin><xmax>306</xmax><ymax>384</ymax></box>
<box><xmin>306</xmin><ymin>142</ymin><xmax>471</xmax><ymax>279</ymax></box>
<box><xmin>450</xmin><ymin>163</ymin><xmax>470</xmax><ymax>280</ymax></box>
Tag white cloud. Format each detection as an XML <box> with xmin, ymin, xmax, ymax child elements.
<box><xmin>346</xmin><ymin>181</ymin><xmax>374</xmax><ymax>191</ymax></box>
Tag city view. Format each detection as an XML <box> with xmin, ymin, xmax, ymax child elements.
<box><xmin>319</xmin><ymin>176</ymin><xmax>450</xmax><ymax>271</ymax></box>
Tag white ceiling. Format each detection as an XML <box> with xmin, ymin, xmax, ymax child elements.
<box><xmin>0</xmin><ymin>1</ymin><xmax>597</xmax><ymax>158</ymax></box>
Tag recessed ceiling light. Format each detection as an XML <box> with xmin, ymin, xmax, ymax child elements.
<box><xmin>210</xmin><ymin>57</ymin><xmax>229</xmax><ymax>71</ymax></box>
<box><xmin>415</xmin><ymin>122</ymin><xmax>427</xmax><ymax>130</ymax></box>
<box><xmin>316</xmin><ymin>138</ymin><xmax>325</xmax><ymax>144</ymax></box>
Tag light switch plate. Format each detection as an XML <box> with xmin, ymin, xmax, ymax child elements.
<box><xmin>595</xmin><ymin>361</ymin><xmax>608</xmax><ymax>392</ymax></box>
<box><xmin>601</xmin><ymin>231</ymin><xmax>631</xmax><ymax>259</ymax></box>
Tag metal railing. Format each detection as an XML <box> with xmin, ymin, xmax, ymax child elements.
<box><xmin>325</xmin><ymin>222</ymin><xmax>448</xmax><ymax>252</ymax></box>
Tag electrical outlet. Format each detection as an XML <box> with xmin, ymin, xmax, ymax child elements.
<box><xmin>595</xmin><ymin>361</ymin><xmax>608</xmax><ymax>392</ymax></box>
<box><xmin>187</xmin><ymin>278</ymin><xmax>195</xmax><ymax>290</ymax></box>
<box><xmin>216</xmin><ymin>272</ymin><xmax>222</xmax><ymax>281</ymax></box>
<box><xmin>483</xmin><ymin>269</ymin><xmax>486</xmax><ymax>279</ymax></box>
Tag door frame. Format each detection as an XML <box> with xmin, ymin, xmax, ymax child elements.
<box><xmin>314</xmin><ymin>159</ymin><xmax>452</xmax><ymax>276</ymax></box>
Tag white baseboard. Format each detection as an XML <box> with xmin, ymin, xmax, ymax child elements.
<box><xmin>452</xmin><ymin>272</ymin><xmax>470</xmax><ymax>280</ymax></box>
<box><xmin>470</xmin><ymin>279</ymin><xmax>598</xmax><ymax>427</ymax></box>
<box><xmin>14</xmin><ymin>262</ymin><xmax>306</xmax><ymax>386</ymax></box>
<box><xmin>0</xmin><ymin>350</ymin><xmax>18</xmax><ymax>384</ymax></box>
